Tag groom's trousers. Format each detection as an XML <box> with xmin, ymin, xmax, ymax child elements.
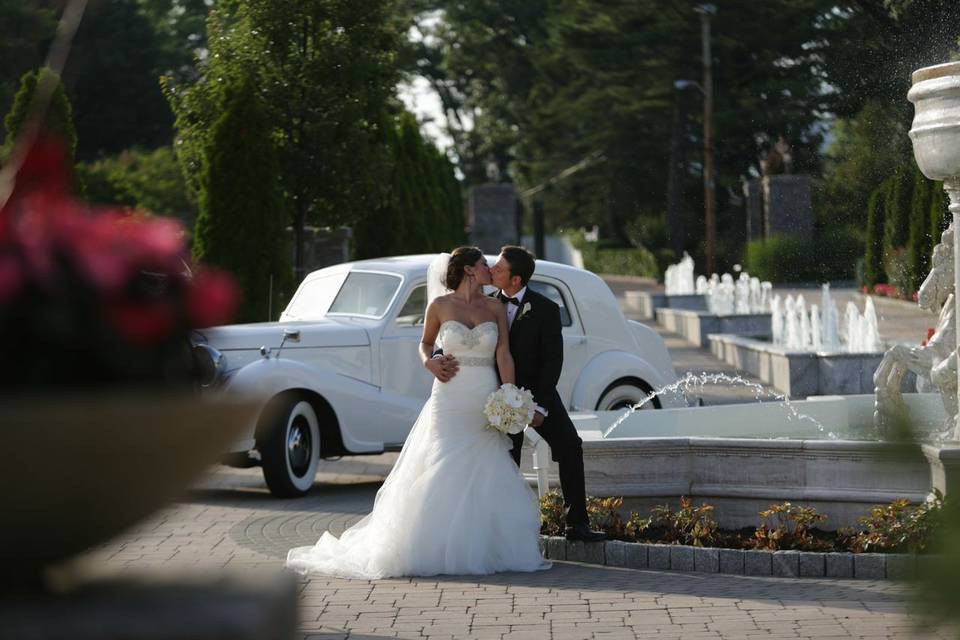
<box><xmin>510</xmin><ymin>409</ymin><xmax>589</xmax><ymax>527</ymax></box>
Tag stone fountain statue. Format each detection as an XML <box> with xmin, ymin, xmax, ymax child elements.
<box><xmin>874</xmin><ymin>225</ymin><xmax>957</xmax><ymax>436</ymax></box>
<box><xmin>875</xmin><ymin>61</ymin><xmax>960</xmax><ymax>440</ymax></box>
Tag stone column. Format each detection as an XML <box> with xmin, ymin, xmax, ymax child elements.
<box><xmin>467</xmin><ymin>183</ymin><xmax>520</xmax><ymax>253</ymax></box>
<box><xmin>744</xmin><ymin>178</ymin><xmax>764</xmax><ymax>241</ymax></box>
<box><xmin>762</xmin><ymin>175</ymin><xmax>813</xmax><ymax>240</ymax></box>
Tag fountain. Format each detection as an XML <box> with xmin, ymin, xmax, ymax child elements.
<box><xmin>626</xmin><ymin>252</ymin><xmax>709</xmax><ymax>319</ymax></box>
<box><xmin>709</xmin><ymin>284</ymin><xmax>889</xmax><ymax>397</ymax></box>
<box><xmin>522</xmin><ymin>61</ymin><xmax>960</xmax><ymax>527</ymax></box>
<box><xmin>768</xmin><ymin>285</ymin><xmax>878</xmax><ymax>353</ymax></box>
<box><xmin>657</xmin><ymin>269</ymin><xmax>773</xmax><ymax>347</ymax></box>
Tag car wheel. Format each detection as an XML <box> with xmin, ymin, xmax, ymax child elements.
<box><xmin>596</xmin><ymin>381</ymin><xmax>660</xmax><ymax>411</ymax></box>
<box><xmin>259</xmin><ymin>396</ymin><xmax>321</xmax><ymax>497</ymax></box>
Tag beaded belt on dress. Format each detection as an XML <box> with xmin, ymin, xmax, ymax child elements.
<box><xmin>456</xmin><ymin>356</ymin><xmax>494</xmax><ymax>367</ymax></box>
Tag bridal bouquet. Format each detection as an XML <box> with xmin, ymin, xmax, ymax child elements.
<box><xmin>484</xmin><ymin>383</ymin><xmax>536</xmax><ymax>435</ymax></box>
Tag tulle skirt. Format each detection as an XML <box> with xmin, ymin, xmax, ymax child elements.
<box><xmin>285</xmin><ymin>365</ymin><xmax>551</xmax><ymax>578</ymax></box>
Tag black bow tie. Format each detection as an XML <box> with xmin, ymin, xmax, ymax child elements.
<box><xmin>498</xmin><ymin>292</ymin><xmax>520</xmax><ymax>306</ymax></box>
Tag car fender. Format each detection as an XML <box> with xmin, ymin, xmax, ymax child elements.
<box><xmin>222</xmin><ymin>357</ymin><xmax>388</xmax><ymax>453</ymax></box>
<box><xmin>570</xmin><ymin>351</ymin><xmax>685</xmax><ymax>411</ymax></box>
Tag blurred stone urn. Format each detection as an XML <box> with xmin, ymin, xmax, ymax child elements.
<box><xmin>2</xmin><ymin>394</ymin><xmax>255</xmax><ymax>590</ymax></box>
<box><xmin>909</xmin><ymin>61</ymin><xmax>960</xmax><ymax>208</ymax></box>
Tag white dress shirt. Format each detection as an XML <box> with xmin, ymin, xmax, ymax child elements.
<box><xmin>501</xmin><ymin>286</ymin><xmax>526</xmax><ymax>328</ymax></box>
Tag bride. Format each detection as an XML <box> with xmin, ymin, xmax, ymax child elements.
<box><xmin>286</xmin><ymin>246</ymin><xmax>551</xmax><ymax>578</ymax></box>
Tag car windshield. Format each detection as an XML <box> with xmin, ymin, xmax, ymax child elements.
<box><xmin>327</xmin><ymin>271</ymin><xmax>402</xmax><ymax>318</ymax></box>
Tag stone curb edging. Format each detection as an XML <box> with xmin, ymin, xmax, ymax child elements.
<box><xmin>538</xmin><ymin>536</ymin><xmax>926</xmax><ymax>580</ymax></box>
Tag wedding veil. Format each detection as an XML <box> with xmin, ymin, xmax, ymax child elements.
<box><xmin>426</xmin><ymin>252</ymin><xmax>452</xmax><ymax>308</ymax></box>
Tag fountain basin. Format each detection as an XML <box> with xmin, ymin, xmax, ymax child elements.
<box><xmin>521</xmin><ymin>394</ymin><xmax>954</xmax><ymax>529</ymax></box>
<box><xmin>707</xmin><ymin>333</ymin><xmax>902</xmax><ymax>397</ymax></box>
<box><xmin>624</xmin><ymin>292</ymin><xmax>707</xmax><ymax>321</ymax></box>
<box><xmin>655</xmin><ymin>308</ymin><xmax>771</xmax><ymax>347</ymax></box>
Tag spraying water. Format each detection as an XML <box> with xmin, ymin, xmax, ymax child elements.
<box><xmin>664</xmin><ymin>252</ymin><xmax>696</xmax><ymax>295</ymax></box>
<box><xmin>771</xmin><ymin>284</ymin><xmax>880</xmax><ymax>352</ymax></box>
<box><xmin>695</xmin><ymin>272</ymin><xmax>772</xmax><ymax>315</ymax></box>
<box><xmin>601</xmin><ymin>371</ymin><xmax>835</xmax><ymax>439</ymax></box>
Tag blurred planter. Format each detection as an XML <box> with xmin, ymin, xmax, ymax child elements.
<box><xmin>1</xmin><ymin>393</ymin><xmax>255</xmax><ymax>589</ymax></box>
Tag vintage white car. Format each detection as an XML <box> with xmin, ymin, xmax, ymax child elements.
<box><xmin>194</xmin><ymin>255</ymin><xmax>683</xmax><ymax>497</ymax></box>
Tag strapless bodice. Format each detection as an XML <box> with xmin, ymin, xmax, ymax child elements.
<box><xmin>439</xmin><ymin>320</ymin><xmax>498</xmax><ymax>366</ymax></box>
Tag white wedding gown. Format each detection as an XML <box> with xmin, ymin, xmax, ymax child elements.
<box><xmin>286</xmin><ymin>320</ymin><xmax>551</xmax><ymax>579</ymax></box>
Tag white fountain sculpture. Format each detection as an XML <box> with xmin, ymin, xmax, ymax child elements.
<box><xmin>770</xmin><ymin>284</ymin><xmax>880</xmax><ymax>353</ymax></box>
<box><xmin>664</xmin><ymin>252</ymin><xmax>696</xmax><ymax>295</ymax></box>
<box><xmin>874</xmin><ymin>61</ymin><xmax>960</xmax><ymax>439</ymax></box>
<box><xmin>875</xmin><ymin>225</ymin><xmax>958</xmax><ymax>436</ymax></box>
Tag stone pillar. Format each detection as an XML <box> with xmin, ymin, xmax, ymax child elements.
<box><xmin>288</xmin><ymin>226</ymin><xmax>352</xmax><ymax>273</ymax></box>
<box><xmin>762</xmin><ymin>175</ymin><xmax>813</xmax><ymax>240</ymax></box>
<box><xmin>744</xmin><ymin>179</ymin><xmax>764</xmax><ymax>241</ymax></box>
<box><xmin>467</xmin><ymin>183</ymin><xmax>520</xmax><ymax>254</ymax></box>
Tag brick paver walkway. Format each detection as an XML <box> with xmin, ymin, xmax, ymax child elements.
<box><xmin>80</xmin><ymin>462</ymin><xmax>952</xmax><ymax>640</ymax></box>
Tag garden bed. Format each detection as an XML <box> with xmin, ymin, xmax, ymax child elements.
<box><xmin>538</xmin><ymin>536</ymin><xmax>924</xmax><ymax>580</ymax></box>
<box><xmin>538</xmin><ymin>492</ymin><xmax>943</xmax><ymax>580</ymax></box>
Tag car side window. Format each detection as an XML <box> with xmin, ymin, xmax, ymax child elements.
<box><xmin>528</xmin><ymin>281</ymin><xmax>572</xmax><ymax>327</ymax></box>
<box><xmin>395</xmin><ymin>285</ymin><xmax>427</xmax><ymax>327</ymax></box>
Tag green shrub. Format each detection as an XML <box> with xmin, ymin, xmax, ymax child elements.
<box><xmin>907</xmin><ymin>168</ymin><xmax>934</xmax><ymax>295</ymax></box>
<box><xmin>539</xmin><ymin>490</ymin><xmax>566</xmax><ymax>536</ymax></box>
<box><xmin>863</xmin><ymin>185</ymin><xmax>887</xmax><ymax>286</ymax></box>
<box><xmin>744</xmin><ymin>231</ymin><xmax>862</xmax><ymax>283</ymax></box>
<box><xmin>752</xmin><ymin>502</ymin><xmax>830</xmax><ymax>551</ymax></box>
<box><xmin>883</xmin><ymin>166</ymin><xmax>913</xmax><ymax>252</ymax></box>
<box><xmin>587</xmin><ymin>496</ymin><xmax>627</xmax><ymax>539</ymax></box>
<box><xmin>852</xmin><ymin>490</ymin><xmax>944</xmax><ymax>554</ymax></box>
<box><xmin>580</xmin><ymin>245</ymin><xmax>659</xmax><ymax>278</ymax></box>
<box><xmin>4</xmin><ymin>67</ymin><xmax>76</xmax><ymax>159</ymax></box>
<box><xmin>76</xmin><ymin>146</ymin><xmax>195</xmax><ymax>230</ymax></box>
<box><xmin>642</xmin><ymin>497</ymin><xmax>719</xmax><ymax>547</ymax></box>
<box><xmin>931</xmin><ymin>183</ymin><xmax>950</xmax><ymax>245</ymax></box>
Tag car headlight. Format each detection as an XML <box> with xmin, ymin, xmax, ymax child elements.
<box><xmin>192</xmin><ymin>343</ymin><xmax>227</xmax><ymax>389</ymax></box>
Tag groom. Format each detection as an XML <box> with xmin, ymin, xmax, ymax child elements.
<box><xmin>488</xmin><ymin>246</ymin><xmax>606</xmax><ymax>542</ymax></box>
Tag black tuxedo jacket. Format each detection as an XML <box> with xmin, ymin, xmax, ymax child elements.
<box><xmin>501</xmin><ymin>288</ymin><xmax>565</xmax><ymax>415</ymax></box>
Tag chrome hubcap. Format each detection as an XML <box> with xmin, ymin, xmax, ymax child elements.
<box><xmin>287</xmin><ymin>416</ymin><xmax>312</xmax><ymax>477</ymax></box>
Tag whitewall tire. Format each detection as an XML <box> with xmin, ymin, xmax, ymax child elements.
<box><xmin>259</xmin><ymin>397</ymin><xmax>321</xmax><ymax>498</ymax></box>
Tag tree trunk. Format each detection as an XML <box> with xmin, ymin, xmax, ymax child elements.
<box><xmin>293</xmin><ymin>204</ymin><xmax>307</xmax><ymax>284</ymax></box>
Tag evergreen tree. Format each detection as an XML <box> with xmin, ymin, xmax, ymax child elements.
<box><xmin>352</xmin><ymin>112</ymin><xmax>466</xmax><ymax>258</ymax></box>
<box><xmin>194</xmin><ymin>75</ymin><xmax>290</xmax><ymax>322</ymax></box>
<box><xmin>883</xmin><ymin>167</ymin><xmax>913</xmax><ymax>253</ymax></box>
<box><xmin>165</xmin><ymin>0</ymin><xmax>400</xmax><ymax>282</ymax></box>
<box><xmin>930</xmin><ymin>183</ymin><xmax>950</xmax><ymax>246</ymax></box>
<box><xmin>907</xmin><ymin>168</ymin><xmax>933</xmax><ymax>294</ymax></box>
<box><xmin>4</xmin><ymin>67</ymin><xmax>77</xmax><ymax>160</ymax></box>
<box><xmin>864</xmin><ymin>183</ymin><xmax>887</xmax><ymax>287</ymax></box>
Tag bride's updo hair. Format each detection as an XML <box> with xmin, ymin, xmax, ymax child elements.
<box><xmin>445</xmin><ymin>246</ymin><xmax>485</xmax><ymax>290</ymax></box>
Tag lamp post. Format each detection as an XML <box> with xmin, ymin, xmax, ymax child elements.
<box><xmin>694</xmin><ymin>3</ymin><xmax>717</xmax><ymax>275</ymax></box>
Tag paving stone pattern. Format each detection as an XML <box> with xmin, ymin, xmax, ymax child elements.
<box><xmin>78</xmin><ymin>462</ymin><xmax>957</xmax><ymax>639</ymax></box>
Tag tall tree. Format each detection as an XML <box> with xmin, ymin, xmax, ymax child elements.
<box><xmin>414</xmin><ymin>0</ymin><xmax>832</xmax><ymax>262</ymax></box>
<box><xmin>61</xmin><ymin>0</ymin><xmax>176</xmax><ymax>158</ymax></box>
<box><xmin>4</xmin><ymin>67</ymin><xmax>78</xmax><ymax>161</ymax></box>
<box><xmin>0</xmin><ymin>1</ymin><xmax>56</xmax><ymax>127</ymax></box>
<box><xmin>165</xmin><ymin>0</ymin><xmax>401</xmax><ymax>281</ymax></box>
<box><xmin>194</xmin><ymin>75</ymin><xmax>290</xmax><ymax>322</ymax></box>
<box><xmin>353</xmin><ymin>111</ymin><xmax>464</xmax><ymax>258</ymax></box>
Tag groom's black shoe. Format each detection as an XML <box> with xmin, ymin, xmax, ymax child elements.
<box><xmin>565</xmin><ymin>524</ymin><xmax>607</xmax><ymax>542</ymax></box>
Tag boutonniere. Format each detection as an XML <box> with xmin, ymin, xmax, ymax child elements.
<box><xmin>516</xmin><ymin>302</ymin><xmax>532</xmax><ymax>322</ymax></box>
